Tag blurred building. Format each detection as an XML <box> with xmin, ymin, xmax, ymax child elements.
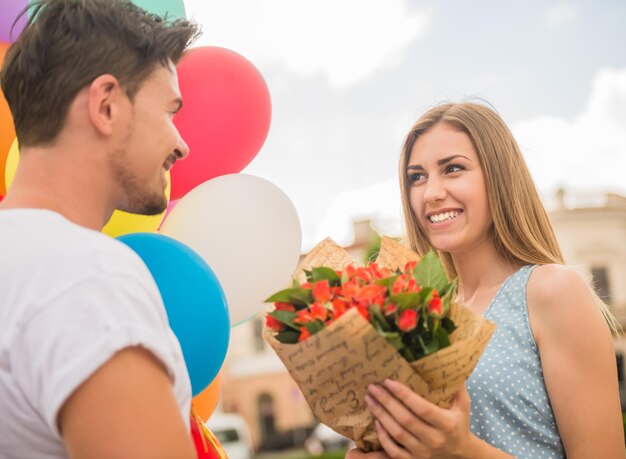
<box><xmin>217</xmin><ymin>191</ymin><xmax>626</xmax><ymax>451</ymax></box>
<box><xmin>547</xmin><ymin>190</ymin><xmax>626</xmax><ymax>324</ymax></box>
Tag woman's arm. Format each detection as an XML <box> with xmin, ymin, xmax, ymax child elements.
<box><xmin>528</xmin><ymin>264</ymin><xmax>624</xmax><ymax>459</ymax></box>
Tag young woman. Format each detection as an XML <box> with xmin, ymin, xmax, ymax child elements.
<box><xmin>347</xmin><ymin>102</ymin><xmax>624</xmax><ymax>458</ymax></box>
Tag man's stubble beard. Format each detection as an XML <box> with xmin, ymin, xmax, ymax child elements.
<box><xmin>108</xmin><ymin>122</ymin><xmax>168</xmax><ymax>216</ymax></box>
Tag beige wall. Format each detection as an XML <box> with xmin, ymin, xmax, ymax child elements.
<box><xmin>220</xmin><ymin>358</ymin><xmax>315</xmax><ymax>448</ymax></box>
<box><xmin>549</xmin><ymin>193</ymin><xmax>626</xmax><ymax>322</ymax></box>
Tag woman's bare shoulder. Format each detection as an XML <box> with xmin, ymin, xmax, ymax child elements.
<box><xmin>527</xmin><ymin>263</ymin><xmax>608</xmax><ymax>340</ymax></box>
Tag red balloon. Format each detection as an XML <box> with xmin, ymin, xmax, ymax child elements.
<box><xmin>172</xmin><ymin>47</ymin><xmax>271</xmax><ymax>200</ymax></box>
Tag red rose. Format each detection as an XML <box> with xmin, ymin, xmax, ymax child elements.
<box><xmin>265</xmin><ymin>315</ymin><xmax>284</xmax><ymax>332</ymax></box>
<box><xmin>429</xmin><ymin>295</ymin><xmax>443</xmax><ymax>316</ymax></box>
<box><xmin>398</xmin><ymin>309</ymin><xmax>418</xmax><ymax>331</ymax></box>
<box><xmin>298</xmin><ymin>327</ymin><xmax>311</xmax><ymax>342</ymax></box>
<box><xmin>313</xmin><ymin>280</ymin><xmax>332</xmax><ymax>303</ymax></box>
<box><xmin>274</xmin><ymin>302</ymin><xmax>295</xmax><ymax>312</ymax></box>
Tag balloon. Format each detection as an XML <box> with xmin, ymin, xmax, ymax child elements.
<box><xmin>118</xmin><ymin>233</ymin><xmax>230</xmax><ymax>395</ymax></box>
<box><xmin>160</xmin><ymin>174</ymin><xmax>302</xmax><ymax>326</ymax></box>
<box><xmin>192</xmin><ymin>373</ymin><xmax>222</xmax><ymax>422</ymax></box>
<box><xmin>1</xmin><ymin>41</ymin><xmax>17</xmax><ymax>194</ymax></box>
<box><xmin>5</xmin><ymin>139</ymin><xmax>170</xmax><ymax>237</ymax></box>
<box><xmin>4</xmin><ymin>138</ymin><xmax>18</xmax><ymax>191</ymax></box>
<box><xmin>0</xmin><ymin>1</ymin><xmax>28</xmax><ymax>43</ymax></box>
<box><xmin>160</xmin><ymin>198</ymin><xmax>179</xmax><ymax>228</ymax></box>
<box><xmin>102</xmin><ymin>175</ymin><xmax>171</xmax><ymax>237</ymax></box>
<box><xmin>171</xmin><ymin>47</ymin><xmax>272</xmax><ymax>200</ymax></box>
<box><xmin>131</xmin><ymin>0</ymin><xmax>186</xmax><ymax>20</ymax></box>
<box><xmin>190</xmin><ymin>413</ymin><xmax>228</xmax><ymax>459</ymax></box>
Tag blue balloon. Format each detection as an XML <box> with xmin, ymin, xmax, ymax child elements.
<box><xmin>118</xmin><ymin>233</ymin><xmax>230</xmax><ymax>396</ymax></box>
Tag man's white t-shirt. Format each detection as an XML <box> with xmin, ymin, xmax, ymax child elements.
<box><xmin>0</xmin><ymin>209</ymin><xmax>191</xmax><ymax>458</ymax></box>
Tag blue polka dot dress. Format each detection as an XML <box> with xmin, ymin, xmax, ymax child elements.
<box><xmin>466</xmin><ymin>265</ymin><xmax>566</xmax><ymax>458</ymax></box>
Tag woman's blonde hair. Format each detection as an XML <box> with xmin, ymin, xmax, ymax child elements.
<box><xmin>399</xmin><ymin>102</ymin><xmax>619</xmax><ymax>333</ymax></box>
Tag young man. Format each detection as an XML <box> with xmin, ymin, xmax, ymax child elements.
<box><xmin>0</xmin><ymin>1</ymin><xmax>200</xmax><ymax>457</ymax></box>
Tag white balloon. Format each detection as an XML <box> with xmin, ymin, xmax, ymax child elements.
<box><xmin>160</xmin><ymin>174</ymin><xmax>302</xmax><ymax>326</ymax></box>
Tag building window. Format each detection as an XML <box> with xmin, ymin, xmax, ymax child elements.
<box><xmin>258</xmin><ymin>393</ymin><xmax>276</xmax><ymax>442</ymax></box>
<box><xmin>591</xmin><ymin>267</ymin><xmax>612</xmax><ymax>304</ymax></box>
<box><xmin>253</xmin><ymin>316</ymin><xmax>265</xmax><ymax>352</ymax></box>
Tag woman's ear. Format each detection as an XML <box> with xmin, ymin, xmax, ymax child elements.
<box><xmin>87</xmin><ymin>74</ymin><xmax>125</xmax><ymax>137</ymax></box>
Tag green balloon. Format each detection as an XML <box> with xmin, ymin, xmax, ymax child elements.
<box><xmin>132</xmin><ymin>0</ymin><xmax>186</xmax><ymax>20</ymax></box>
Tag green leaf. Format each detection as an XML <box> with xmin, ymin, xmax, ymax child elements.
<box><xmin>268</xmin><ymin>310</ymin><xmax>299</xmax><ymax>330</ymax></box>
<box><xmin>441</xmin><ymin>317</ymin><xmax>457</xmax><ymax>333</ymax></box>
<box><xmin>439</xmin><ymin>277</ymin><xmax>458</xmax><ymax>298</ymax></box>
<box><xmin>413</xmin><ymin>250</ymin><xmax>448</xmax><ymax>293</ymax></box>
<box><xmin>310</xmin><ymin>267</ymin><xmax>341</xmax><ymax>286</ymax></box>
<box><xmin>275</xmin><ymin>329</ymin><xmax>300</xmax><ymax>344</ymax></box>
<box><xmin>375</xmin><ymin>275</ymin><xmax>399</xmax><ymax>290</ymax></box>
<box><xmin>389</xmin><ymin>292</ymin><xmax>422</xmax><ymax>310</ymax></box>
<box><xmin>441</xmin><ymin>279</ymin><xmax>457</xmax><ymax>317</ymax></box>
<box><xmin>418</xmin><ymin>287</ymin><xmax>434</xmax><ymax>305</ymax></box>
<box><xmin>379</xmin><ymin>331</ymin><xmax>404</xmax><ymax>350</ymax></box>
<box><xmin>418</xmin><ymin>334</ymin><xmax>440</xmax><ymax>356</ymax></box>
<box><xmin>436</xmin><ymin>327</ymin><xmax>451</xmax><ymax>348</ymax></box>
<box><xmin>304</xmin><ymin>320</ymin><xmax>325</xmax><ymax>335</ymax></box>
<box><xmin>400</xmin><ymin>346</ymin><xmax>417</xmax><ymax>362</ymax></box>
<box><xmin>265</xmin><ymin>288</ymin><xmax>313</xmax><ymax>309</ymax></box>
<box><xmin>303</xmin><ymin>269</ymin><xmax>314</xmax><ymax>283</ymax></box>
<box><xmin>265</xmin><ymin>287</ymin><xmax>296</xmax><ymax>303</ymax></box>
<box><xmin>370</xmin><ymin>306</ymin><xmax>392</xmax><ymax>332</ymax></box>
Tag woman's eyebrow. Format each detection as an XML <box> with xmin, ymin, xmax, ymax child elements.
<box><xmin>407</xmin><ymin>154</ymin><xmax>470</xmax><ymax>170</ymax></box>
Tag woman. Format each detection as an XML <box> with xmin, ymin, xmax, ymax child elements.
<box><xmin>347</xmin><ymin>102</ymin><xmax>623</xmax><ymax>458</ymax></box>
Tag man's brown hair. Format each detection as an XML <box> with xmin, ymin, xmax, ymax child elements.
<box><xmin>0</xmin><ymin>0</ymin><xmax>200</xmax><ymax>147</ymax></box>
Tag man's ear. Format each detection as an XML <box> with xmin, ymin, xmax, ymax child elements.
<box><xmin>87</xmin><ymin>74</ymin><xmax>126</xmax><ymax>137</ymax></box>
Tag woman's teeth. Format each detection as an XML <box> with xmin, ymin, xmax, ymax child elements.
<box><xmin>428</xmin><ymin>211</ymin><xmax>460</xmax><ymax>223</ymax></box>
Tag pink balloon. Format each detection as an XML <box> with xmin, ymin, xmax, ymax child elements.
<box><xmin>172</xmin><ymin>47</ymin><xmax>272</xmax><ymax>200</ymax></box>
<box><xmin>159</xmin><ymin>198</ymin><xmax>179</xmax><ymax>228</ymax></box>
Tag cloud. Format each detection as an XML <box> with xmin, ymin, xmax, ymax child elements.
<box><xmin>318</xmin><ymin>66</ymin><xmax>626</xmax><ymax>247</ymax></box>
<box><xmin>314</xmin><ymin>178</ymin><xmax>403</xmax><ymax>248</ymax></box>
<box><xmin>513</xmin><ymin>66</ymin><xmax>626</xmax><ymax>195</ymax></box>
<box><xmin>185</xmin><ymin>0</ymin><xmax>431</xmax><ymax>87</ymax></box>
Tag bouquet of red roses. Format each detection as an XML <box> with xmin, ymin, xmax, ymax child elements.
<box><xmin>263</xmin><ymin>237</ymin><xmax>495</xmax><ymax>451</ymax></box>
<box><xmin>266</xmin><ymin>253</ymin><xmax>458</xmax><ymax>361</ymax></box>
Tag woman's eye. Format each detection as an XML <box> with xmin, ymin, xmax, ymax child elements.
<box><xmin>445</xmin><ymin>164</ymin><xmax>464</xmax><ymax>174</ymax></box>
<box><xmin>408</xmin><ymin>172</ymin><xmax>425</xmax><ymax>183</ymax></box>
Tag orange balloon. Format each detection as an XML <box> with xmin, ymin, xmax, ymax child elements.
<box><xmin>191</xmin><ymin>373</ymin><xmax>222</xmax><ymax>422</ymax></box>
<box><xmin>0</xmin><ymin>41</ymin><xmax>17</xmax><ymax>195</ymax></box>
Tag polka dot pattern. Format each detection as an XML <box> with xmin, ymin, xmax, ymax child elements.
<box><xmin>466</xmin><ymin>265</ymin><xmax>566</xmax><ymax>458</ymax></box>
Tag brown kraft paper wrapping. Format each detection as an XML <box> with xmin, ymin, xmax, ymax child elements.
<box><xmin>264</xmin><ymin>236</ymin><xmax>496</xmax><ymax>451</ymax></box>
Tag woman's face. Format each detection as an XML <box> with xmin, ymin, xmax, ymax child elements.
<box><xmin>407</xmin><ymin>123</ymin><xmax>493</xmax><ymax>255</ymax></box>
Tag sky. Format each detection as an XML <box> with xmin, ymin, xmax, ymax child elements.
<box><xmin>183</xmin><ymin>0</ymin><xmax>626</xmax><ymax>250</ymax></box>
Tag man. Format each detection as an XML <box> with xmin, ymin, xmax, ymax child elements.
<box><xmin>0</xmin><ymin>1</ymin><xmax>200</xmax><ymax>457</ymax></box>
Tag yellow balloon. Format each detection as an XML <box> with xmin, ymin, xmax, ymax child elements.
<box><xmin>4</xmin><ymin>138</ymin><xmax>170</xmax><ymax>237</ymax></box>
<box><xmin>4</xmin><ymin>138</ymin><xmax>18</xmax><ymax>190</ymax></box>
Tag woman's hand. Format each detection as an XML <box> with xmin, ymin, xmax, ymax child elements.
<box><xmin>365</xmin><ymin>380</ymin><xmax>474</xmax><ymax>459</ymax></box>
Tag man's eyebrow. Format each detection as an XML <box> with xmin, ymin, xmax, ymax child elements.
<box><xmin>407</xmin><ymin>154</ymin><xmax>470</xmax><ymax>170</ymax></box>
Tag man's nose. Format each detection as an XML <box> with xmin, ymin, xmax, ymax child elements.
<box><xmin>176</xmin><ymin>135</ymin><xmax>190</xmax><ymax>160</ymax></box>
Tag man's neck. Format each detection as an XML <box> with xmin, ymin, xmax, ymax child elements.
<box><xmin>0</xmin><ymin>145</ymin><xmax>115</xmax><ymax>230</ymax></box>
